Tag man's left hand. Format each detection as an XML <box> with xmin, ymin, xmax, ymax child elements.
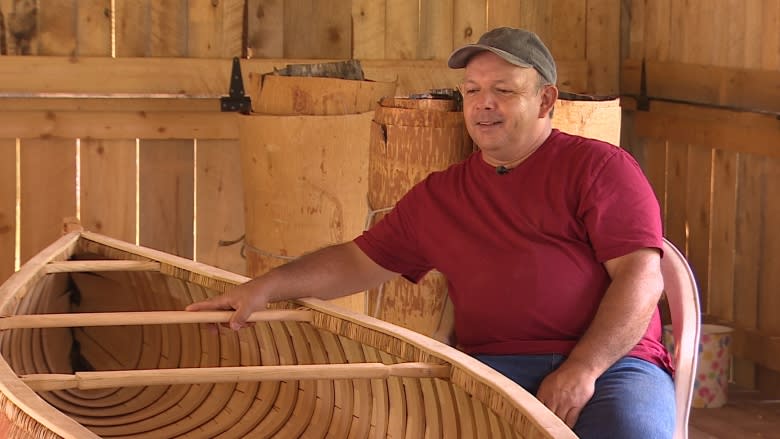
<box><xmin>535</xmin><ymin>360</ymin><xmax>597</xmax><ymax>428</ymax></box>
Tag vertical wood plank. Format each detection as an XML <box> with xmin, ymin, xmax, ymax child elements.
<box><xmin>723</xmin><ymin>0</ymin><xmax>747</xmax><ymax>68</ymax></box>
<box><xmin>708</xmin><ymin>149</ymin><xmax>738</xmax><ymax>321</ymax></box>
<box><xmin>732</xmin><ymin>152</ymin><xmax>764</xmax><ymax>389</ymax></box>
<box><xmin>742</xmin><ymin>0</ymin><xmax>764</xmax><ymax>69</ymax></box>
<box><xmin>246</xmin><ymin>0</ymin><xmax>284</xmax><ymax>58</ymax></box>
<box><xmin>0</xmin><ymin>139</ymin><xmax>15</xmax><ymax>283</ymax></box>
<box><xmin>685</xmin><ymin>144</ymin><xmax>712</xmax><ymax>313</ymax></box>
<box><xmin>665</xmin><ymin>141</ymin><xmax>688</xmax><ymax>251</ymax></box>
<box><xmin>586</xmin><ymin>0</ymin><xmax>620</xmax><ymax>94</ymax></box>
<box><xmin>80</xmin><ymin>139</ymin><xmax>136</xmax><ymax>243</ymax></box>
<box><xmin>115</xmin><ymin>0</ymin><xmax>150</xmax><ymax>57</ymax></box>
<box><xmin>150</xmin><ymin>0</ymin><xmax>187</xmax><ymax>56</ymax></box>
<box><xmin>2</xmin><ymin>0</ymin><xmax>37</xmax><ymax>55</ymax></box>
<box><xmin>418</xmin><ymin>0</ymin><xmax>454</xmax><ymax>60</ymax></box>
<box><xmin>19</xmin><ymin>138</ymin><xmax>76</xmax><ymax>263</ymax></box>
<box><xmin>487</xmin><ymin>0</ymin><xmax>522</xmax><ymax>29</ymax></box>
<box><xmin>452</xmin><ymin>0</ymin><xmax>486</xmax><ymax>48</ymax></box>
<box><xmin>138</xmin><ymin>140</ymin><xmax>194</xmax><ymax>259</ymax></box>
<box><xmin>760</xmin><ymin>0</ymin><xmax>779</xmax><ymax>70</ymax></box>
<box><xmin>38</xmin><ymin>0</ymin><xmax>77</xmax><ymax>55</ymax></box>
<box><xmin>385</xmin><ymin>0</ymin><xmax>418</xmax><ymax>59</ymax></box>
<box><xmin>625</xmin><ymin>0</ymin><xmax>645</xmax><ymax>60</ymax></box>
<box><xmin>642</xmin><ymin>138</ymin><xmax>668</xmax><ymax>227</ymax></box>
<box><xmin>77</xmin><ymin>0</ymin><xmax>111</xmax><ymax>56</ymax></box>
<box><xmin>758</xmin><ymin>155</ymin><xmax>780</xmax><ymax>332</ymax></box>
<box><xmin>283</xmin><ymin>0</ymin><xmax>351</xmax><ymax>58</ymax></box>
<box><xmin>643</xmin><ymin>0</ymin><xmax>670</xmax><ymax>61</ymax></box>
<box><xmin>187</xmin><ymin>0</ymin><xmax>243</xmax><ymax>58</ymax></box>
<box><xmin>549</xmin><ymin>0</ymin><xmax>586</xmax><ymax>61</ymax></box>
<box><xmin>196</xmin><ymin>140</ymin><xmax>246</xmax><ymax>275</ymax></box>
<box><xmin>518</xmin><ymin>0</ymin><xmax>552</xmax><ymax>41</ymax></box>
<box><xmin>352</xmin><ymin>0</ymin><xmax>386</xmax><ymax>59</ymax></box>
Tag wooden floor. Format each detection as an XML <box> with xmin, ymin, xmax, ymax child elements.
<box><xmin>689</xmin><ymin>387</ymin><xmax>780</xmax><ymax>438</ymax></box>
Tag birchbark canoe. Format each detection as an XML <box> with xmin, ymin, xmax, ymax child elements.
<box><xmin>0</xmin><ymin>230</ymin><xmax>575</xmax><ymax>438</ymax></box>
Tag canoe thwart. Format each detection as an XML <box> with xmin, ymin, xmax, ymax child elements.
<box><xmin>0</xmin><ymin>309</ymin><xmax>313</xmax><ymax>330</ymax></box>
<box><xmin>20</xmin><ymin>362</ymin><xmax>452</xmax><ymax>391</ymax></box>
<box><xmin>44</xmin><ymin>260</ymin><xmax>162</xmax><ymax>273</ymax></box>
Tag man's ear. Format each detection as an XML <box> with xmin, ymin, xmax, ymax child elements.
<box><xmin>538</xmin><ymin>85</ymin><xmax>558</xmax><ymax>119</ymax></box>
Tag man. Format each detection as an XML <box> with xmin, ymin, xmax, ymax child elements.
<box><xmin>188</xmin><ymin>27</ymin><xmax>675</xmax><ymax>438</ymax></box>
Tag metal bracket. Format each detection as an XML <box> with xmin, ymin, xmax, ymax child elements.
<box><xmin>220</xmin><ymin>57</ymin><xmax>252</xmax><ymax>114</ymax></box>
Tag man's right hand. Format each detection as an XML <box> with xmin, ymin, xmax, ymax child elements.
<box><xmin>185</xmin><ymin>279</ymin><xmax>270</xmax><ymax>331</ymax></box>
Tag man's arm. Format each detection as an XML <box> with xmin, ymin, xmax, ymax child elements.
<box><xmin>535</xmin><ymin>247</ymin><xmax>663</xmax><ymax>428</ymax></box>
<box><xmin>186</xmin><ymin>241</ymin><xmax>398</xmax><ymax>330</ymax></box>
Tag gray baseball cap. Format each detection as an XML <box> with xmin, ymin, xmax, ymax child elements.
<box><xmin>447</xmin><ymin>27</ymin><xmax>557</xmax><ymax>85</ymax></box>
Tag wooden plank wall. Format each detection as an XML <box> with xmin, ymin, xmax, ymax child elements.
<box><xmin>621</xmin><ymin>0</ymin><xmax>780</xmax><ymax>396</ymax></box>
<box><xmin>0</xmin><ymin>0</ymin><xmax>618</xmax><ymax>282</ymax></box>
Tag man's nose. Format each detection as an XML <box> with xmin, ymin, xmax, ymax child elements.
<box><xmin>474</xmin><ymin>91</ymin><xmax>496</xmax><ymax>110</ymax></box>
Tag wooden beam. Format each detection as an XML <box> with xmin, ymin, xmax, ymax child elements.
<box><xmin>0</xmin><ymin>56</ymin><xmax>590</xmax><ymax>96</ymax></box>
<box><xmin>623</xmin><ymin>98</ymin><xmax>780</xmax><ymax>158</ymax></box>
<box><xmin>622</xmin><ymin>59</ymin><xmax>780</xmax><ymax>113</ymax></box>
<box><xmin>21</xmin><ymin>362</ymin><xmax>452</xmax><ymax>391</ymax></box>
<box><xmin>0</xmin><ymin>310</ymin><xmax>313</xmax><ymax>330</ymax></box>
<box><xmin>0</xmin><ymin>110</ymin><xmax>239</xmax><ymax>140</ymax></box>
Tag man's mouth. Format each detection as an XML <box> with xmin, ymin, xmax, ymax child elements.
<box><xmin>476</xmin><ymin>120</ymin><xmax>501</xmax><ymax>126</ymax></box>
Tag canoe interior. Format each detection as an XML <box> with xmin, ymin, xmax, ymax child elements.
<box><xmin>0</xmin><ymin>232</ymin><xmax>569</xmax><ymax>439</ymax></box>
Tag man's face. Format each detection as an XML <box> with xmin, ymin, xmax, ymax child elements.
<box><xmin>460</xmin><ymin>51</ymin><xmax>550</xmax><ymax>157</ymax></box>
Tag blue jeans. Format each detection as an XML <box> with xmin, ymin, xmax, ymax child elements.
<box><xmin>474</xmin><ymin>354</ymin><xmax>675</xmax><ymax>439</ymax></box>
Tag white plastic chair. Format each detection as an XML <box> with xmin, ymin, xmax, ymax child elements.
<box><xmin>661</xmin><ymin>238</ymin><xmax>702</xmax><ymax>439</ymax></box>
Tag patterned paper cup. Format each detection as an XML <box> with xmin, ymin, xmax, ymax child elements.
<box><xmin>664</xmin><ymin>324</ymin><xmax>733</xmax><ymax>408</ymax></box>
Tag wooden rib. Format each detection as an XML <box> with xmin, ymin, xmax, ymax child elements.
<box><xmin>379</xmin><ymin>351</ymin><xmax>407</xmax><ymax>438</ymax></box>
<box><xmin>363</xmin><ymin>345</ymin><xmax>389</xmax><ymax>438</ymax></box>
<box><xmin>318</xmin><ymin>331</ymin><xmax>354</xmax><ymax>438</ymax></box>
<box><xmin>273</xmin><ymin>321</ymin><xmax>317</xmax><ymax>438</ymax></box>
<box><xmin>0</xmin><ymin>309</ymin><xmax>313</xmax><ymax>330</ymax></box>
<box><xmin>44</xmin><ymin>260</ymin><xmax>161</xmax><ymax>273</ymax></box>
<box><xmin>340</xmin><ymin>336</ymin><xmax>372</xmax><ymax>439</ymax></box>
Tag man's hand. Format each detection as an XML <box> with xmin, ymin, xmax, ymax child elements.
<box><xmin>185</xmin><ymin>280</ymin><xmax>269</xmax><ymax>331</ymax></box>
<box><xmin>536</xmin><ymin>359</ymin><xmax>598</xmax><ymax>428</ymax></box>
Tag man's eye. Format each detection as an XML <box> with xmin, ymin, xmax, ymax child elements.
<box><xmin>464</xmin><ymin>89</ymin><xmax>479</xmax><ymax>95</ymax></box>
<box><xmin>496</xmin><ymin>89</ymin><xmax>513</xmax><ymax>95</ymax></box>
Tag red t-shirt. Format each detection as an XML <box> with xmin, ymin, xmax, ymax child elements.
<box><xmin>355</xmin><ymin>129</ymin><xmax>672</xmax><ymax>371</ymax></box>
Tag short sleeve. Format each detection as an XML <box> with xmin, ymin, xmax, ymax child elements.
<box><xmin>578</xmin><ymin>149</ymin><xmax>663</xmax><ymax>262</ymax></box>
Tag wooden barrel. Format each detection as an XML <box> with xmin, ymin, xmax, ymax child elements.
<box><xmin>554</xmin><ymin>92</ymin><xmax>622</xmax><ymax>145</ymax></box>
<box><xmin>368</xmin><ymin>93</ymin><xmax>622</xmax><ymax>339</ymax></box>
<box><xmin>240</xmin><ymin>73</ymin><xmax>397</xmax><ymax>313</ymax></box>
<box><xmin>366</xmin><ymin>96</ymin><xmax>473</xmax><ymax>337</ymax></box>
<box><xmin>248</xmin><ymin>74</ymin><xmax>397</xmax><ymax>116</ymax></box>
